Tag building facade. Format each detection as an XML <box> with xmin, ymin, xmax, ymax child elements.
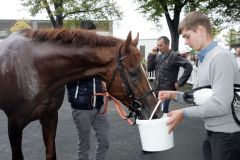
<box><xmin>0</xmin><ymin>19</ymin><xmax>113</xmax><ymax>39</ymax></box>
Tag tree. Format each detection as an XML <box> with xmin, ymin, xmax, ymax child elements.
<box><xmin>134</xmin><ymin>0</ymin><xmax>240</xmax><ymax>51</ymax></box>
<box><xmin>21</xmin><ymin>0</ymin><xmax>123</xmax><ymax>28</ymax></box>
<box><xmin>10</xmin><ymin>19</ymin><xmax>32</xmax><ymax>32</ymax></box>
<box><xmin>224</xmin><ymin>28</ymin><xmax>240</xmax><ymax>49</ymax></box>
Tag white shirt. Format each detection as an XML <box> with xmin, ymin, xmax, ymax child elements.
<box><xmin>236</xmin><ymin>56</ymin><xmax>240</xmax><ymax>71</ymax></box>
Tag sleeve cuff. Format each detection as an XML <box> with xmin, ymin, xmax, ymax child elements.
<box><xmin>182</xmin><ymin>109</ymin><xmax>188</xmax><ymax>117</ymax></box>
<box><xmin>173</xmin><ymin>91</ymin><xmax>181</xmax><ymax>101</ymax></box>
<box><xmin>173</xmin><ymin>91</ymin><xmax>186</xmax><ymax>104</ymax></box>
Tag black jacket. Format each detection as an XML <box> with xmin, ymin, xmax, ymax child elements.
<box><xmin>66</xmin><ymin>78</ymin><xmax>104</xmax><ymax>110</ymax></box>
<box><xmin>147</xmin><ymin>51</ymin><xmax>193</xmax><ymax>92</ymax></box>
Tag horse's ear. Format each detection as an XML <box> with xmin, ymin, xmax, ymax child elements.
<box><xmin>125</xmin><ymin>31</ymin><xmax>132</xmax><ymax>51</ymax></box>
<box><xmin>132</xmin><ymin>32</ymin><xmax>139</xmax><ymax>47</ymax></box>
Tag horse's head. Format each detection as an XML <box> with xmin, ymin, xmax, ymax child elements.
<box><xmin>107</xmin><ymin>31</ymin><xmax>163</xmax><ymax>120</ymax></box>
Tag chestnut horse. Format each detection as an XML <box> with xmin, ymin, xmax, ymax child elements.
<box><xmin>0</xmin><ymin>29</ymin><xmax>162</xmax><ymax>160</ymax></box>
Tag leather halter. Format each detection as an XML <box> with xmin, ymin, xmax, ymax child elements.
<box><xmin>107</xmin><ymin>45</ymin><xmax>155</xmax><ymax>121</ymax></box>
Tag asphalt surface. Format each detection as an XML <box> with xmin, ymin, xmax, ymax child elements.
<box><xmin>0</xmin><ymin>94</ymin><xmax>205</xmax><ymax>160</ymax></box>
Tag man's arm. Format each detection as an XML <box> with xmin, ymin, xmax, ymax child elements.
<box><xmin>175</xmin><ymin>54</ymin><xmax>193</xmax><ymax>87</ymax></box>
<box><xmin>147</xmin><ymin>53</ymin><xmax>157</xmax><ymax>72</ymax></box>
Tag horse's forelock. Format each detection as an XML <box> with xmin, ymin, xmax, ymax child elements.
<box><xmin>25</xmin><ymin>29</ymin><xmax>121</xmax><ymax>47</ymax></box>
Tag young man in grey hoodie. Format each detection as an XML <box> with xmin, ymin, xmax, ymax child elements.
<box><xmin>158</xmin><ymin>11</ymin><xmax>240</xmax><ymax>160</ymax></box>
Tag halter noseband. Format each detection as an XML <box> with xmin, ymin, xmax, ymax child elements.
<box><xmin>107</xmin><ymin>46</ymin><xmax>155</xmax><ymax>122</ymax></box>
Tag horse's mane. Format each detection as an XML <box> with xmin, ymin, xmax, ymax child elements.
<box><xmin>21</xmin><ymin>28</ymin><xmax>122</xmax><ymax>47</ymax></box>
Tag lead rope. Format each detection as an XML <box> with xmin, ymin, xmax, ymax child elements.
<box><xmin>93</xmin><ymin>92</ymin><xmax>134</xmax><ymax>125</ymax></box>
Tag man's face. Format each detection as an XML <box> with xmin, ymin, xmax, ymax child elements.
<box><xmin>236</xmin><ymin>48</ymin><xmax>240</xmax><ymax>56</ymax></box>
<box><xmin>181</xmin><ymin>26</ymin><xmax>205</xmax><ymax>51</ymax></box>
<box><xmin>157</xmin><ymin>39</ymin><xmax>169</xmax><ymax>54</ymax></box>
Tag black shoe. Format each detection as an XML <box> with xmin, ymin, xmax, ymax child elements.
<box><xmin>142</xmin><ymin>150</ymin><xmax>154</xmax><ymax>154</ymax></box>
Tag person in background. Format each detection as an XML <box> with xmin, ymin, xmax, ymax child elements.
<box><xmin>66</xmin><ymin>20</ymin><xmax>109</xmax><ymax>160</ymax></box>
<box><xmin>235</xmin><ymin>47</ymin><xmax>240</xmax><ymax>71</ymax></box>
<box><xmin>158</xmin><ymin>11</ymin><xmax>240</xmax><ymax>160</ymax></box>
<box><xmin>147</xmin><ymin>36</ymin><xmax>193</xmax><ymax>113</ymax></box>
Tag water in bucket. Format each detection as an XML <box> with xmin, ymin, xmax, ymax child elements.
<box><xmin>136</xmin><ymin>101</ymin><xmax>174</xmax><ymax>151</ymax></box>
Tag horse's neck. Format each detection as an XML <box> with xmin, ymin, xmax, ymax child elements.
<box><xmin>36</xmin><ymin>44</ymin><xmax>116</xmax><ymax>89</ymax></box>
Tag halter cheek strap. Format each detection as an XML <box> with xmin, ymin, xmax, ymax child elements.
<box><xmin>106</xmin><ymin>46</ymin><xmax>155</xmax><ymax>120</ymax></box>
<box><xmin>107</xmin><ymin>46</ymin><xmax>138</xmax><ymax>117</ymax></box>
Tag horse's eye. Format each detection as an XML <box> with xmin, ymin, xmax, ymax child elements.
<box><xmin>129</xmin><ymin>71</ymin><xmax>138</xmax><ymax>77</ymax></box>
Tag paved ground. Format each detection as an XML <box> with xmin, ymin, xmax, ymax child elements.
<box><xmin>0</xmin><ymin>93</ymin><xmax>205</xmax><ymax>160</ymax></box>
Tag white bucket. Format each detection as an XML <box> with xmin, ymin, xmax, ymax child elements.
<box><xmin>136</xmin><ymin>102</ymin><xmax>174</xmax><ymax>151</ymax></box>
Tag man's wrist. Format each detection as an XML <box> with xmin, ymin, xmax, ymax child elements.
<box><xmin>150</xmin><ymin>52</ymin><xmax>157</xmax><ymax>55</ymax></box>
<box><xmin>173</xmin><ymin>91</ymin><xmax>179</xmax><ymax>101</ymax></box>
<box><xmin>182</xmin><ymin>109</ymin><xmax>188</xmax><ymax>117</ymax></box>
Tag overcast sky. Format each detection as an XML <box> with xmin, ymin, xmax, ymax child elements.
<box><xmin>113</xmin><ymin>0</ymin><xmax>169</xmax><ymax>39</ymax></box>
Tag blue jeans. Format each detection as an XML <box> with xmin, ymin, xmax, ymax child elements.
<box><xmin>162</xmin><ymin>99</ymin><xmax>170</xmax><ymax>113</ymax></box>
<box><xmin>203</xmin><ymin>130</ymin><xmax>240</xmax><ymax>160</ymax></box>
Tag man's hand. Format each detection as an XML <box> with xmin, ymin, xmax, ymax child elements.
<box><xmin>151</xmin><ymin>47</ymin><xmax>159</xmax><ymax>55</ymax></box>
<box><xmin>175</xmin><ymin>82</ymin><xmax>179</xmax><ymax>91</ymax></box>
<box><xmin>158</xmin><ymin>91</ymin><xmax>178</xmax><ymax>100</ymax></box>
<box><xmin>166</xmin><ymin>109</ymin><xmax>184</xmax><ymax>133</ymax></box>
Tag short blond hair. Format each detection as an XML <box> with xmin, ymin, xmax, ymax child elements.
<box><xmin>178</xmin><ymin>11</ymin><xmax>212</xmax><ymax>35</ymax></box>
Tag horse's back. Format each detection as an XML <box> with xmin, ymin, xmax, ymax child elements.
<box><xmin>0</xmin><ymin>32</ymin><xmax>39</xmax><ymax>106</ymax></box>
<box><xmin>0</xmin><ymin>32</ymin><xmax>31</xmax><ymax>58</ymax></box>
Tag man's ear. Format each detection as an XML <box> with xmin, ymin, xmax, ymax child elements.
<box><xmin>197</xmin><ymin>25</ymin><xmax>206</xmax><ymax>34</ymax></box>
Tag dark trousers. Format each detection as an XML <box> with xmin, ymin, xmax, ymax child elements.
<box><xmin>162</xmin><ymin>99</ymin><xmax>170</xmax><ymax>113</ymax></box>
<box><xmin>203</xmin><ymin>130</ymin><xmax>240</xmax><ymax>160</ymax></box>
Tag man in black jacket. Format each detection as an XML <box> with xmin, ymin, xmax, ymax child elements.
<box><xmin>66</xmin><ymin>21</ymin><xmax>109</xmax><ymax>160</ymax></box>
<box><xmin>147</xmin><ymin>36</ymin><xmax>193</xmax><ymax>113</ymax></box>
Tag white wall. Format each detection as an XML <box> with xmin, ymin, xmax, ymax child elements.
<box><xmin>138</xmin><ymin>38</ymin><xmax>157</xmax><ymax>60</ymax></box>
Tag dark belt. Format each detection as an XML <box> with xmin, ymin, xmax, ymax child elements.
<box><xmin>207</xmin><ymin>130</ymin><xmax>240</xmax><ymax>136</ymax></box>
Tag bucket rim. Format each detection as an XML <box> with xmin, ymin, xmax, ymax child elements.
<box><xmin>136</xmin><ymin>116</ymin><xmax>168</xmax><ymax>125</ymax></box>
